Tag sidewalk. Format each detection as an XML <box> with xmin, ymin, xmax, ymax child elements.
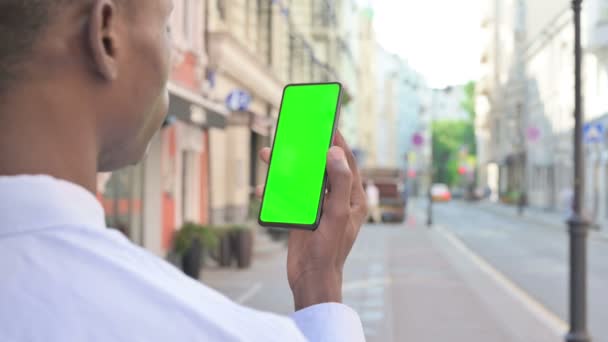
<box><xmin>202</xmin><ymin>212</ymin><xmax>561</xmax><ymax>341</ymax></box>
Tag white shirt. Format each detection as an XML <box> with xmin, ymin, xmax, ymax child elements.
<box><xmin>0</xmin><ymin>175</ymin><xmax>365</xmax><ymax>342</ymax></box>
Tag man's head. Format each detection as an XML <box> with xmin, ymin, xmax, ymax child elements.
<box><xmin>0</xmin><ymin>0</ymin><xmax>173</xmax><ymax>172</ymax></box>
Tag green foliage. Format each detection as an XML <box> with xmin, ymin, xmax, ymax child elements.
<box><xmin>230</xmin><ymin>225</ymin><xmax>252</xmax><ymax>232</ymax></box>
<box><xmin>431</xmin><ymin>81</ymin><xmax>479</xmax><ymax>187</ymax></box>
<box><xmin>432</xmin><ymin>120</ymin><xmax>477</xmax><ymax>187</ymax></box>
<box><xmin>500</xmin><ymin>190</ymin><xmax>521</xmax><ymax>204</ymax></box>
<box><xmin>173</xmin><ymin>222</ymin><xmax>219</xmax><ymax>255</ymax></box>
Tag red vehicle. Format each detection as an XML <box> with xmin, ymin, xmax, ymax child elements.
<box><xmin>431</xmin><ymin>183</ymin><xmax>452</xmax><ymax>202</ymax></box>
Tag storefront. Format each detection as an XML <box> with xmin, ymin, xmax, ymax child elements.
<box><xmin>157</xmin><ymin>84</ymin><xmax>228</xmax><ymax>254</ymax></box>
<box><xmin>97</xmin><ymin>166</ymin><xmax>144</xmax><ymax>241</ymax></box>
<box><xmin>96</xmin><ymin>84</ymin><xmax>227</xmax><ymax>256</ymax></box>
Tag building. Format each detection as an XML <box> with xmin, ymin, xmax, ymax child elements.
<box><xmin>583</xmin><ymin>0</ymin><xmax>608</xmax><ymax>227</ymax></box>
<box><xmin>205</xmin><ymin>0</ymin><xmax>287</xmax><ymax>225</ymax></box>
<box><xmin>394</xmin><ymin>59</ymin><xmax>427</xmax><ymax>195</ymax></box>
<box><xmin>478</xmin><ymin>0</ymin><xmax>608</xmax><ymax>230</ymax></box>
<box><xmin>355</xmin><ymin>7</ymin><xmax>377</xmax><ymax>167</ymax></box>
<box><xmin>374</xmin><ymin>45</ymin><xmax>399</xmax><ymax>168</ymax></box>
<box><xmin>373</xmin><ymin>47</ymin><xmax>428</xmax><ymax>173</ymax></box>
<box><xmin>337</xmin><ymin>0</ymin><xmax>361</xmax><ymax>146</ymax></box>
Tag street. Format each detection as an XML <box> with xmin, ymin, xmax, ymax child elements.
<box><xmin>202</xmin><ymin>200</ymin><xmax>608</xmax><ymax>341</ymax></box>
<box><xmin>433</xmin><ymin>201</ymin><xmax>608</xmax><ymax>342</ymax></box>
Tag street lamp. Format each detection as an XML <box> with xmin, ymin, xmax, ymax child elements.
<box><xmin>566</xmin><ymin>1</ymin><xmax>591</xmax><ymax>342</ymax></box>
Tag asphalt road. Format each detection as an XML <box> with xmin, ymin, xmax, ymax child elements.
<box><xmin>432</xmin><ymin>200</ymin><xmax>608</xmax><ymax>342</ymax></box>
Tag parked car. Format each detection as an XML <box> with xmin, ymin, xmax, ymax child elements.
<box><xmin>431</xmin><ymin>183</ymin><xmax>451</xmax><ymax>202</ymax></box>
<box><xmin>451</xmin><ymin>187</ymin><xmax>465</xmax><ymax>199</ymax></box>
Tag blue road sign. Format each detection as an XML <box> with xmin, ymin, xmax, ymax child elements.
<box><xmin>583</xmin><ymin>122</ymin><xmax>604</xmax><ymax>144</ymax></box>
<box><xmin>226</xmin><ymin>90</ymin><xmax>252</xmax><ymax>112</ymax></box>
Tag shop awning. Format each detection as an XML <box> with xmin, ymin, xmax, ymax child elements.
<box><xmin>167</xmin><ymin>82</ymin><xmax>228</xmax><ymax>129</ymax></box>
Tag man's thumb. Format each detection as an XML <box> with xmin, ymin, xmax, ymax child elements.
<box><xmin>325</xmin><ymin>147</ymin><xmax>352</xmax><ymax>216</ymax></box>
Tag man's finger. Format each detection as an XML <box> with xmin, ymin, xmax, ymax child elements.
<box><xmin>332</xmin><ymin>131</ymin><xmax>365</xmax><ymax>207</ymax></box>
<box><xmin>323</xmin><ymin>146</ymin><xmax>352</xmax><ymax>224</ymax></box>
<box><xmin>333</xmin><ymin>131</ymin><xmax>360</xmax><ymax>177</ymax></box>
<box><xmin>255</xmin><ymin>185</ymin><xmax>264</xmax><ymax>199</ymax></box>
<box><xmin>258</xmin><ymin>147</ymin><xmax>271</xmax><ymax>164</ymax></box>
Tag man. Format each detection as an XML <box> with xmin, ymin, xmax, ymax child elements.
<box><xmin>517</xmin><ymin>191</ymin><xmax>527</xmax><ymax>216</ymax></box>
<box><xmin>365</xmin><ymin>180</ymin><xmax>381</xmax><ymax>223</ymax></box>
<box><xmin>0</xmin><ymin>1</ymin><xmax>367</xmax><ymax>341</ymax></box>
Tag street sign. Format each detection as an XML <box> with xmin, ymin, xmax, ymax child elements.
<box><xmin>412</xmin><ymin>133</ymin><xmax>424</xmax><ymax>147</ymax></box>
<box><xmin>526</xmin><ymin>126</ymin><xmax>541</xmax><ymax>142</ymax></box>
<box><xmin>583</xmin><ymin>122</ymin><xmax>604</xmax><ymax>144</ymax></box>
<box><xmin>226</xmin><ymin>89</ymin><xmax>252</xmax><ymax>112</ymax></box>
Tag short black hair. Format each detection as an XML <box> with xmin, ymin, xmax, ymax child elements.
<box><xmin>0</xmin><ymin>0</ymin><xmax>59</xmax><ymax>90</ymax></box>
<box><xmin>0</xmin><ymin>0</ymin><xmax>132</xmax><ymax>91</ymax></box>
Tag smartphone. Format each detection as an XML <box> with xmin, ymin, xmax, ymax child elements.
<box><xmin>258</xmin><ymin>82</ymin><xmax>343</xmax><ymax>230</ymax></box>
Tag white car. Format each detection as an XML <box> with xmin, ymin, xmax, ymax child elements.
<box><xmin>431</xmin><ymin>183</ymin><xmax>451</xmax><ymax>202</ymax></box>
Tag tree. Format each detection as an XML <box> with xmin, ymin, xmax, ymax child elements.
<box><xmin>432</xmin><ymin>120</ymin><xmax>476</xmax><ymax>186</ymax></box>
<box><xmin>431</xmin><ymin>81</ymin><xmax>478</xmax><ymax>187</ymax></box>
<box><xmin>432</xmin><ymin>81</ymin><xmax>477</xmax><ymax>186</ymax></box>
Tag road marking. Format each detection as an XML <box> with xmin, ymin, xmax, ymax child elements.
<box><xmin>436</xmin><ymin>225</ymin><xmax>569</xmax><ymax>336</ymax></box>
<box><xmin>236</xmin><ymin>282</ymin><xmax>263</xmax><ymax>304</ymax></box>
<box><xmin>343</xmin><ymin>277</ymin><xmax>392</xmax><ymax>292</ymax></box>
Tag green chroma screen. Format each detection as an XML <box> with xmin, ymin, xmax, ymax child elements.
<box><xmin>260</xmin><ymin>83</ymin><xmax>341</xmax><ymax>226</ymax></box>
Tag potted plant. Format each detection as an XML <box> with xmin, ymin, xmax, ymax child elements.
<box><xmin>213</xmin><ymin>227</ymin><xmax>233</xmax><ymax>267</ymax></box>
<box><xmin>230</xmin><ymin>225</ymin><xmax>254</xmax><ymax>269</ymax></box>
<box><xmin>173</xmin><ymin>222</ymin><xmax>218</xmax><ymax>279</ymax></box>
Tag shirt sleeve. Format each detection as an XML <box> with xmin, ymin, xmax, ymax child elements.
<box><xmin>290</xmin><ymin>303</ymin><xmax>366</xmax><ymax>342</ymax></box>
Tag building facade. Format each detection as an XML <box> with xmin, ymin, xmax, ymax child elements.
<box><xmin>355</xmin><ymin>8</ymin><xmax>377</xmax><ymax>167</ymax></box>
<box><xmin>375</xmin><ymin>45</ymin><xmax>399</xmax><ymax>168</ymax></box>
<box><xmin>478</xmin><ymin>0</ymin><xmax>608</xmax><ymax>231</ymax></box>
<box><xmin>337</xmin><ymin>0</ymin><xmax>361</xmax><ymax>146</ymax></box>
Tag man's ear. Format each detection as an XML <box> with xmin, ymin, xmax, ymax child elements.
<box><xmin>88</xmin><ymin>0</ymin><xmax>120</xmax><ymax>80</ymax></box>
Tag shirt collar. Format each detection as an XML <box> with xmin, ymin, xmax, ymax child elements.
<box><xmin>0</xmin><ymin>175</ymin><xmax>106</xmax><ymax>235</ymax></box>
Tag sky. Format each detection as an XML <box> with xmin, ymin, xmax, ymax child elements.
<box><xmin>369</xmin><ymin>0</ymin><xmax>483</xmax><ymax>88</ymax></box>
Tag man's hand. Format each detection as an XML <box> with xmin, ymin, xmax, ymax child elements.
<box><xmin>256</xmin><ymin>131</ymin><xmax>368</xmax><ymax>310</ymax></box>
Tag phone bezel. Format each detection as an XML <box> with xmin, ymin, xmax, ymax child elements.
<box><xmin>258</xmin><ymin>82</ymin><xmax>343</xmax><ymax>231</ymax></box>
